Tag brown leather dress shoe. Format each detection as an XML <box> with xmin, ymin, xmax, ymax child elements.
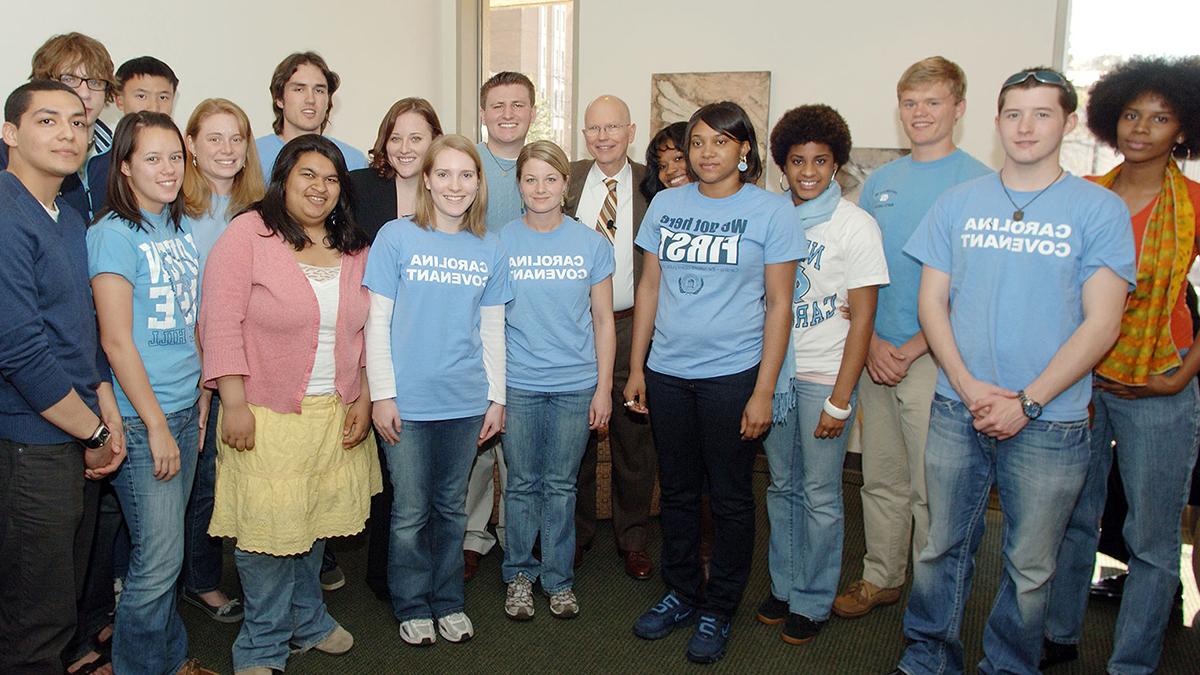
<box><xmin>463</xmin><ymin>550</ymin><xmax>481</xmax><ymax>583</ymax></box>
<box><xmin>621</xmin><ymin>549</ymin><xmax>653</xmax><ymax>580</ymax></box>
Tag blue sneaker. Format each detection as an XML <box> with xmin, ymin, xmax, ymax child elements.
<box><xmin>686</xmin><ymin>612</ymin><xmax>731</xmax><ymax>664</ymax></box>
<box><xmin>632</xmin><ymin>591</ymin><xmax>696</xmax><ymax>639</ymax></box>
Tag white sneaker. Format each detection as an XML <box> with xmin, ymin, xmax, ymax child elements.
<box><xmin>505</xmin><ymin>575</ymin><xmax>535</xmax><ymax>620</ymax></box>
<box><xmin>436</xmin><ymin>611</ymin><xmax>474</xmax><ymax>643</ymax></box>
<box><xmin>548</xmin><ymin>588</ymin><xmax>579</xmax><ymax>619</ymax></box>
<box><xmin>398</xmin><ymin>618</ymin><xmax>436</xmax><ymax>646</ymax></box>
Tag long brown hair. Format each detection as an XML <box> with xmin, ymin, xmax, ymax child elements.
<box><xmin>96</xmin><ymin>111</ymin><xmax>185</xmax><ymax>230</ymax></box>
<box><xmin>368</xmin><ymin>97</ymin><xmax>444</xmax><ymax>179</ymax></box>
<box><xmin>182</xmin><ymin>98</ymin><xmax>265</xmax><ymax>219</ymax></box>
<box><xmin>413</xmin><ymin>135</ymin><xmax>488</xmax><ymax>238</ymax></box>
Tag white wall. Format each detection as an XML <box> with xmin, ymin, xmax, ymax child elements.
<box><xmin>0</xmin><ymin>0</ymin><xmax>458</xmax><ymax>154</ymax></box>
<box><xmin>574</xmin><ymin>0</ymin><xmax>1065</xmax><ymax>170</ymax></box>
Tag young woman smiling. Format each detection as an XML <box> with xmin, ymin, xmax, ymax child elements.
<box><xmin>626</xmin><ymin>102</ymin><xmax>806</xmax><ymax>664</ymax></box>
<box><xmin>178</xmin><ymin>97</ymin><xmax>264</xmax><ymax>626</ymax></box>
<box><xmin>201</xmin><ymin>135</ymin><xmax>380</xmax><ymax>674</ymax></box>
<box><xmin>87</xmin><ymin>111</ymin><xmax>206</xmax><ymax>675</ymax></box>
<box><xmin>498</xmin><ymin>140</ymin><xmax>615</xmax><ymax>621</ymax></box>
<box><xmin>364</xmin><ymin>134</ymin><xmax>510</xmax><ymax>646</ymax></box>
<box><xmin>757</xmin><ymin>105</ymin><xmax>888</xmax><ymax>645</ymax></box>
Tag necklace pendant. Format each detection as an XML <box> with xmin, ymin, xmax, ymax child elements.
<box><xmin>1013</xmin><ymin>209</ymin><xmax>1024</xmax><ymax>221</ymax></box>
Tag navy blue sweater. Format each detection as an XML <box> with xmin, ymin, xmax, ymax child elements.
<box><xmin>0</xmin><ymin>171</ymin><xmax>105</xmax><ymax>444</ymax></box>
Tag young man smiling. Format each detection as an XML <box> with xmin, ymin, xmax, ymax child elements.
<box><xmin>255</xmin><ymin>52</ymin><xmax>367</xmax><ymax>177</ymax></box>
<box><xmin>890</xmin><ymin>68</ymin><xmax>1135</xmax><ymax>675</ymax></box>
<box><xmin>0</xmin><ymin>80</ymin><xmax>124</xmax><ymax>674</ymax></box>
<box><xmin>833</xmin><ymin>56</ymin><xmax>990</xmax><ymax>620</ymax></box>
<box><xmin>462</xmin><ymin>71</ymin><xmax>536</xmax><ymax>581</ymax></box>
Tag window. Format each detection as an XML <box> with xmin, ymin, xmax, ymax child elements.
<box><xmin>480</xmin><ymin>0</ymin><xmax>575</xmax><ymax>153</ymax></box>
<box><xmin>1061</xmin><ymin>0</ymin><xmax>1200</xmax><ymax>180</ymax></box>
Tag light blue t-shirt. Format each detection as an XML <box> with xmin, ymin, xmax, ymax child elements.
<box><xmin>635</xmin><ymin>183</ymin><xmax>808</xmax><ymax>379</ymax></box>
<box><xmin>903</xmin><ymin>173</ymin><xmax>1135</xmax><ymax>421</ymax></box>
<box><xmin>87</xmin><ymin>210</ymin><xmax>202</xmax><ymax>417</ymax></box>
<box><xmin>256</xmin><ymin>133</ymin><xmax>367</xmax><ymax>178</ymax></box>
<box><xmin>363</xmin><ymin>218</ymin><xmax>513</xmax><ymax>421</ymax></box>
<box><xmin>500</xmin><ymin>216</ymin><xmax>615</xmax><ymax>391</ymax></box>
<box><xmin>477</xmin><ymin>142</ymin><xmax>523</xmax><ymax>233</ymax></box>
<box><xmin>183</xmin><ymin>193</ymin><xmax>232</xmax><ymax>284</ymax></box>
<box><xmin>859</xmin><ymin>149</ymin><xmax>991</xmax><ymax>347</ymax></box>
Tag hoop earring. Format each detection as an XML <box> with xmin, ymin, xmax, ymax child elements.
<box><xmin>778</xmin><ymin>173</ymin><xmax>788</xmax><ymax>191</ymax></box>
<box><xmin>737</xmin><ymin>156</ymin><xmax>748</xmax><ymax>172</ymax></box>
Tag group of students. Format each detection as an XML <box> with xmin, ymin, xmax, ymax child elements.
<box><xmin>1</xmin><ymin>29</ymin><xmax>1198</xmax><ymax>675</ymax></box>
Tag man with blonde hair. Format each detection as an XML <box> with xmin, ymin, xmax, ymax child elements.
<box><xmin>832</xmin><ymin>56</ymin><xmax>990</xmax><ymax>620</ymax></box>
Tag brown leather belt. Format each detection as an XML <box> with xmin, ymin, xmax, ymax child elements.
<box><xmin>613</xmin><ymin>307</ymin><xmax>635</xmax><ymax>321</ymax></box>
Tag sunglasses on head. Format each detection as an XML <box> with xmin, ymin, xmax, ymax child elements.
<box><xmin>1001</xmin><ymin>69</ymin><xmax>1070</xmax><ymax>92</ymax></box>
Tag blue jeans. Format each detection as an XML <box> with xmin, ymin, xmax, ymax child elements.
<box><xmin>1045</xmin><ymin>380</ymin><xmax>1200</xmax><ymax>674</ymax></box>
<box><xmin>111</xmin><ymin>404</ymin><xmax>199</xmax><ymax>675</ymax></box>
<box><xmin>763</xmin><ymin>381</ymin><xmax>854</xmax><ymax>621</ymax></box>
<box><xmin>899</xmin><ymin>396</ymin><xmax>1089</xmax><ymax>675</ymax></box>
<box><xmin>182</xmin><ymin>395</ymin><xmax>223</xmax><ymax>594</ymax></box>
<box><xmin>646</xmin><ymin>365</ymin><xmax>761</xmax><ymax>617</ymax></box>
<box><xmin>383</xmin><ymin>415</ymin><xmax>483</xmax><ymax>621</ymax></box>
<box><xmin>501</xmin><ymin>386</ymin><xmax>594</xmax><ymax>592</ymax></box>
<box><xmin>232</xmin><ymin>540</ymin><xmax>335</xmax><ymax>671</ymax></box>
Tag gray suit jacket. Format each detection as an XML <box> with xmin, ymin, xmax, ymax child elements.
<box><xmin>564</xmin><ymin>158</ymin><xmax>649</xmax><ymax>287</ymax></box>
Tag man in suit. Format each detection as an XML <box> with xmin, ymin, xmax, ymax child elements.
<box><xmin>566</xmin><ymin>95</ymin><xmax>656</xmax><ymax>580</ymax></box>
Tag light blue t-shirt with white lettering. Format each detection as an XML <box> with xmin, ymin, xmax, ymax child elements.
<box><xmin>500</xmin><ymin>215</ymin><xmax>615</xmax><ymax>392</ymax></box>
<box><xmin>363</xmin><ymin>218</ymin><xmax>513</xmax><ymax>421</ymax></box>
<box><xmin>903</xmin><ymin>173</ymin><xmax>1134</xmax><ymax>421</ymax></box>
<box><xmin>87</xmin><ymin>210</ymin><xmax>202</xmax><ymax>417</ymax></box>
<box><xmin>478</xmin><ymin>142</ymin><xmax>524</xmax><ymax>233</ymax></box>
<box><xmin>859</xmin><ymin>149</ymin><xmax>991</xmax><ymax>347</ymax></box>
<box><xmin>635</xmin><ymin>183</ymin><xmax>808</xmax><ymax>379</ymax></box>
<box><xmin>256</xmin><ymin>134</ymin><xmax>367</xmax><ymax>178</ymax></box>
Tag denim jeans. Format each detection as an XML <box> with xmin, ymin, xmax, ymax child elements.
<box><xmin>182</xmin><ymin>394</ymin><xmax>223</xmax><ymax>594</ymax></box>
<box><xmin>0</xmin><ymin>438</ymin><xmax>88</xmax><ymax>674</ymax></box>
<box><xmin>383</xmin><ymin>415</ymin><xmax>483</xmax><ymax>621</ymax></box>
<box><xmin>1045</xmin><ymin>380</ymin><xmax>1200</xmax><ymax>675</ymax></box>
<box><xmin>646</xmin><ymin>365</ymin><xmax>761</xmax><ymax>617</ymax></box>
<box><xmin>763</xmin><ymin>381</ymin><xmax>854</xmax><ymax>621</ymax></box>
<box><xmin>899</xmin><ymin>396</ymin><xmax>1089</xmax><ymax>675</ymax></box>
<box><xmin>111</xmin><ymin>404</ymin><xmax>199</xmax><ymax>675</ymax></box>
<box><xmin>232</xmin><ymin>540</ymin><xmax>335</xmax><ymax>671</ymax></box>
<box><xmin>502</xmin><ymin>386</ymin><xmax>594</xmax><ymax>592</ymax></box>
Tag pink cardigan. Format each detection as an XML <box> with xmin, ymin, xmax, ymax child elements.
<box><xmin>200</xmin><ymin>211</ymin><xmax>370</xmax><ymax>413</ymax></box>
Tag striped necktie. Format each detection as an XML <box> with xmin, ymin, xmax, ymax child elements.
<box><xmin>595</xmin><ymin>178</ymin><xmax>617</xmax><ymax>244</ymax></box>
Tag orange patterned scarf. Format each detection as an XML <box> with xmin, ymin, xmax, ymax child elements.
<box><xmin>1095</xmin><ymin>161</ymin><xmax>1195</xmax><ymax>385</ymax></box>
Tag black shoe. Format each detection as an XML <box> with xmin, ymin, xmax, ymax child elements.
<box><xmin>1089</xmin><ymin>572</ymin><xmax>1126</xmax><ymax>599</ymax></box>
<box><xmin>1039</xmin><ymin>638</ymin><xmax>1078</xmax><ymax>670</ymax></box>
<box><xmin>781</xmin><ymin>612</ymin><xmax>825</xmax><ymax>645</ymax></box>
<box><xmin>755</xmin><ymin>594</ymin><xmax>788</xmax><ymax>625</ymax></box>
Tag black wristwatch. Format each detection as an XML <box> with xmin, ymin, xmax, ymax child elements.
<box><xmin>1017</xmin><ymin>390</ymin><xmax>1043</xmax><ymax>420</ymax></box>
<box><xmin>81</xmin><ymin>422</ymin><xmax>111</xmax><ymax>449</ymax></box>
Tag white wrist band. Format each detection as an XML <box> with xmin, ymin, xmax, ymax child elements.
<box><xmin>823</xmin><ymin>396</ymin><xmax>852</xmax><ymax>421</ymax></box>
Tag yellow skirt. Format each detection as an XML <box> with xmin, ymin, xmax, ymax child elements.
<box><xmin>209</xmin><ymin>395</ymin><xmax>383</xmax><ymax>556</ymax></box>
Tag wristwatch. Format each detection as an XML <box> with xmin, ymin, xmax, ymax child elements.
<box><xmin>81</xmin><ymin>422</ymin><xmax>111</xmax><ymax>449</ymax></box>
<box><xmin>1017</xmin><ymin>390</ymin><xmax>1043</xmax><ymax>420</ymax></box>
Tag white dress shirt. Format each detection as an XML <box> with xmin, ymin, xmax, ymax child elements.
<box><xmin>574</xmin><ymin>160</ymin><xmax>635</xmax><ymax>311</ymax></box>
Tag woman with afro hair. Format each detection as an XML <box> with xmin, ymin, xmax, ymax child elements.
<box><xmin>1044</xmin><ymin>56</ymin><xmax>1200</xmax><ymax>674</ymax></box>
<box><xmin>754</xmin><ymin>104</ymin><xmax>888</xmax><ymax>645</ymax></box>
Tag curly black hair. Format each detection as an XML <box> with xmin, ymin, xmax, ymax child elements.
<box><xmin>769</xmin><ymin>104</ymin><xmax>852</xmax><ymax>170</ymax></box>
<box><xmin>1086</xmin><ymin>56</ymin><xmax>1200</xmax><ymax>159</ymax></box>
<box><xmin>640</xmin><ymin>121</ymin><xmax>688</xmax><ymax>202</ymax></box>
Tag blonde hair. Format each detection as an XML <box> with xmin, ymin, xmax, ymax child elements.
<box><xmin>896</xmin><ymin>56</ymin><xmax>967</xmax><ymax>102</ymax></box>
<box><xmin>30</xmin><ymin>32</ymin><xmax>116</xmax><ymax>103</ymax></box>
<box><xmin>182</xmin><ymin>98</ymin><xmax>265</xmax><ymax>220</ymax></box>
<box><xmin>414</xmin><ymin>135</ymin><xmax>489</xmax><ymax>237</ymax></box>
<box><xmin>516</xmin><ymin>140</ymin><xmax>570</xmax><ymax>180</ymax></box>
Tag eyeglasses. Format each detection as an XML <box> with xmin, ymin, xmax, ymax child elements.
<box><xmin>582</xmin><ymin>123</ymin><xmax>629</xmax><ymax>138</ymax></box>
<box><xmin>1001</xmin><ymin>69</ymin><xmax>1070</xmax><ymax>93</ymax></box>
<box><xmin>57</xmin><ymin>74</ymin><xmax>109</xmax><ymax>92</ymax></box>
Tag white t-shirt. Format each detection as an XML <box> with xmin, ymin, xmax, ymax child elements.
<box><xmin>792</xmin><ymin>198</ymin><xmax>890</xmax><ymax>384</ymax></box>
<box><xmin>302</xmin><ymin>263</ymin><xmax>340</xmax><ymax>395</ymax></box>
